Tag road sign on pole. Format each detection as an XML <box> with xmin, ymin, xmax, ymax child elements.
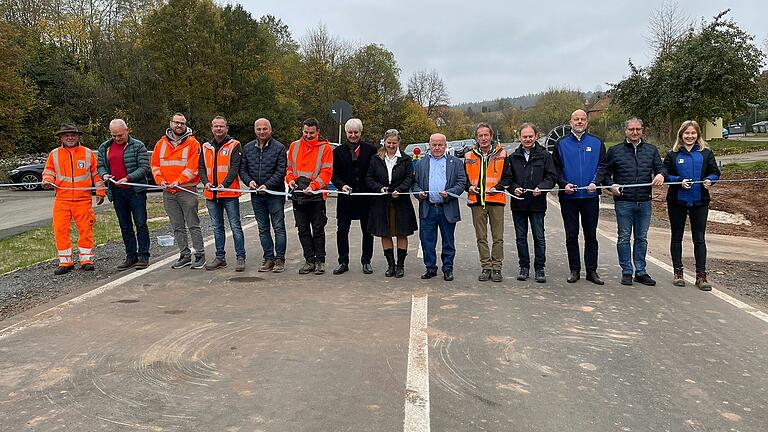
<box><xmin>330</xmin><ymin>99</ymin><xmax>353</xmax><ymax>144</ymax></box>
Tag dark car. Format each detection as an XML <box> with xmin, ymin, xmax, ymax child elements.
<box><xmin>8</xmin><ymin>151</ymin><xmax>156</xmax><ymax>191</ymax></box>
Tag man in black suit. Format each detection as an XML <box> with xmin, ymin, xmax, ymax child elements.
<box><xmin>331</xmin><ymin>118</ymin><xmax>377</xmax><ymax>274</ymax></box>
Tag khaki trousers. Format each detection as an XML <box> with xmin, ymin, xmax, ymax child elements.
<box><xmin>471</xmin><ymin>205</ymin><xmax>505</xmax><ymax>270</ymax></box>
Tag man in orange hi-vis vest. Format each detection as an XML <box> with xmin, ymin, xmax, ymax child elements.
<box><xmin>42</xmin><ymin>124</ymin><xmax>106</xmax><ymax>275</ymax></box>
<box><xmin>286</xmin><ymin>118</ymin><xmax>333</xmax><ymax>275</ymax></box>
<box><xmin>151</xmin><ymin>112</ymin><xmax>205</xmax><ymax>269</ymax></box>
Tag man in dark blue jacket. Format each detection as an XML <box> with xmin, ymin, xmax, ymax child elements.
<box><xmin>552</xmin><ymin>109</ymin><xmax>607</xmax><ymax>285</ymax></box>
<box><xmin>598</xmin><ymin>117</ymin><xmax>666</xmax><ymax>286</ymax></box>
<box><xmin>239</xmin><ymin>118</ymin><xmax>288</xmax><ymax>273</ymax></box>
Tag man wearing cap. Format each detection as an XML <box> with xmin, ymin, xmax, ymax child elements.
<box><xmin>97</xmin><ymin>119</ymin><xmax>151</xmax><ymax>271</ymax></box>
<box><xmin>42</xmin><ymin>124</ymin><xmax>106</xmax><ymax>275</ymax></box>
<box><xmin>151</xmin><ymin>113</ymin><xmax>205</xmax><ymax>269</ymax></box>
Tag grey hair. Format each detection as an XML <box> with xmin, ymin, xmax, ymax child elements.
<box><xmin>109</xmin><ymin>119</ymin><xmax>128</xmax><ymax>130</ymax></box>
<box><xmin>383</xmin><ymin>128</ymin><xmax>400</xmax><ymax>141</ymax></box>
<box><xmin>624</xmin><ymin>117</ymin><xmax>644</xmax><ymax>129</ymax></box>
<box><xmin>519</xmin><ymin>122</ymin><xmax>540</xmax><ymax>136</ymax></box>
<box><xmin>345</xmin><ymin>118</ymin><xmax>363</xmax><ymax>132</ymax></box>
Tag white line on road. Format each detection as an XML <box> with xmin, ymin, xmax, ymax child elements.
<box><xmin>0</xmin><ymin>205</ymin><xmax>293</xmax><ymax>340</ymax></box>
<box><xmin>404</xmin><ymin>294</ymin><xmax>430</xmax><ymax>432</ymax></box>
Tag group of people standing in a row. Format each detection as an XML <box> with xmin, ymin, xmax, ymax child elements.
<box><xmin>41</xmin><ymin>109</ymin><xmax>720</xmax><ymax>290</ymax></box>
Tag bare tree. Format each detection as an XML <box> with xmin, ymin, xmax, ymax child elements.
<box><xmin>645</xmin><ymin>0</ymin><xmax>691</xmax><ymax>55</ymax></box>
<box><xmin>407</xmin><ymin>69</ymin><xmax>450</xmax><ymax>117</ymax></box>
<box><xmin>300</xmin><ymin>24</ymin><xmax>354</xmax><ymax>68</ymax></box>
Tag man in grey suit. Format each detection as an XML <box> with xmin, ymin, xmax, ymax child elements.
<box><xmin>413</xmin><ymin>133</ymin><xmax>467</xmax><ymax>281</ymax></box>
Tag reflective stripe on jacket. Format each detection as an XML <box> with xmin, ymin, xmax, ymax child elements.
<box><xmin>43</xmin><ymin>145</ymin><xmax>105</xmax><ymax>201</ymax></box>
<box><xmin>202</xmin><ymin>139</ymin><xmax>242</xmax><ymax>200</ymax></box>
<box><xmin>464</xmin><ymin>144</ymin><xmax>507</xmax><ymax>206</ymax></box>
<box><xmin>151</xmin><ymin>135</ymin><xmax>201</xmax><ymax>192</ymax></box>
<box><xmin>285</xmin><ymin>138</ymin><xmax>333</xmax><ymax>200</ymax></box>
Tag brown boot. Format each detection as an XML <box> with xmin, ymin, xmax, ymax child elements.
<box><xmin>696</xmin><ymin>272</ymin><xmax>712</xmax><ymax>291</ymax></box>
<box><xmin>673</xmin><ymin>267</ymin><xmax>685</xmax><ymax>286</ymax></box>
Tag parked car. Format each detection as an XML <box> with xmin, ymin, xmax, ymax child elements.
<box><xmin>8</xmin><ymin>151</ymin><xmax>156</xmax><ymax>191</ymax></box>
<box><xmin>722</xmin><ymin>128</ymin><xmax>729</xmax><ymax>139</ymax></box>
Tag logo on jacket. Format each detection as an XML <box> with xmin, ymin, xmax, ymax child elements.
<box><xmin>222</xmin><ymin>149</ymin><xmax>228</xmax><ymax>156</ymax></box>
<box><xmin>466</xmin><ymin>159</ymin><xmax>477</xmax><ymax>165</ymax></box>
<box><xmin>585</xmin><ymin>147</ymin><xmax>592</xmax><ymax>152</ymax></box>
<box><xmin>77</xmin><ymin>161</ymin><xmax>85</xmax><ymax>169</ymax></box>
<box><xmin>678</xmin><ymin>158</ymin><xmax>685</xmax><ymax>164</ymax></box>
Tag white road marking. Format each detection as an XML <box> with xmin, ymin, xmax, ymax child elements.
<box><xmin>0</xmin><ymin>206</ymin><xmax>293</xmax><ymax>340</ymax></box>
<box><xmin>549</xmin><ymin>197</ymin><xmax>768</xmax><ymax>325</ymax></box>
<box><xmin>404</xmin><ymin>294</ymin><xmax>430</xmax><ymax>432</ymax></box>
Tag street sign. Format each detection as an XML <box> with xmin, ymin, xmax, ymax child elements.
<box><xmin>330</xmin><ymin>99</ymin><xmax>353</xmax><ymax>144</ymax></box>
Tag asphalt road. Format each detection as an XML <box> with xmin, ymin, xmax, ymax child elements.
<box><xmin>0</xmin><ymin>200</ymin><xmax>766</xmax><ymax>431</ymax></box>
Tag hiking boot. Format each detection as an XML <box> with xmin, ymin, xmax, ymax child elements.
<box><xmin>117</xmin><ymin>257</ymin><xmax>138</xmax><ymax>271</ymax></box>
<box><xmin>314</xmin><ymin>262</ymin><xmax>325</xmax><ymax>275</ymax></box>
<box><xmin>81</xmin><ymin>263</ymin><xmax>95</xmax><ymax>271</ymax></box>
<box><xmin>634</xmin><ymin>273</ymin><xmax>656</xmax><ymax>286</ymax></box>
<box><xmin>54</xmin><ymin>265</ymin><xmax>73</xmax><ymax>275</ymax></box>
<box><xmin>673</xmin><ymin>268</ymin><xmax>685</xmax><ymax>286</ymax></box>
<box><xmin>621</xmin><ymin>274</ymin><xmax>634</xmax><ymax>285</ymax></box>
<box><xmin>235</xmin><ymin>256</ymin><xmax>246</xmax><ymax>272</ymax></box>
<box><xmin>258</xmin><ymin>259</ymin><xmax>274</xmax><ymax>272</ymax></box>
<box><xmin>191</xmin><ymin>254</ymin><xmax>206</xmax><ymax>269</ymax></box>
<box><xmin>299</xmin><ymin>261</ymin><xmax>316</xmax><ymax>274</ymax></box>
<box><xmin>517</xmin><ymin>267</ymin><xmax>529</xmax><ymax>281</ymax></box>
<box><xmin>171</xmin><ymin>255</ymin><xmax>191</xmax><ymax>269</ymax></box>
<box><xmin>534</xmin><ymin>269</ymin><xmax>546</xmax><ymax>283</ymax></box>
<box><xmin>272</xmin><ymin>259</ymin><xmax>285</xmax><ymax>273</ymax></box>
<box><xmin>478</xmin><ymin>269</ymin><xmax>492</xmax><ymax>282</ymax></box>
<box><xmin>696</xmin><ymin>272</ymin><xmax>712</xmax><ymax>291</ymax></box>
<box><xmin>205</xmin><ymin>257</ymin><xmax>226</xmax><ymax>270</ymax></box>
<box><xmin>135</xmin><ymin>257</ymin><xmax>149</xmax><ymax>270</ymax></box>
<box><xmin>586</xmin><ymin>271</ymin><xmax>604</xmax><ymax>285</ymax></box>
<box><xmin>491</xmin><ymin>270</ymin><xmax>503</xmax><ymax>282</ymax></box>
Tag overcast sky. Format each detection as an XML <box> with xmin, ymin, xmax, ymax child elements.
<box><xmin>238</xmin><ymin>0</ymin><xmax>767</xmax><ymax>104</ymax></box>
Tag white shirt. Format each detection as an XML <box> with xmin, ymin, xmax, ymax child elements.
<box><xmin>385</xmin><ymin>149</ymin><xmax>401</xmax><ymax>183</ymax></box>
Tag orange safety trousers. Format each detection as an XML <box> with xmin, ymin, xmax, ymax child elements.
<box><xmin>53</xmin><ymin>199</ymin><xmax>96</xmax><ymax>266</ymax></box>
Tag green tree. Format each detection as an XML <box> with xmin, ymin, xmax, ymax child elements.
<box><xmin>0</xmin><ymin>23</ymin><xmax>41</xmax><ymax>154</ymax></box>
<box><xmin>346</xmin><ymin>44</ymin><xmax>402</xmax><ymax>141</ymax></box>
<box><xmin>526</xmin><ymin>88</ymin><xmax>584</xmax><ymax>133</ymax></box>
<box><xmin>399</xmin><ymin>99</ymin><xmax>435</xmax><ymax>145</ymax></box>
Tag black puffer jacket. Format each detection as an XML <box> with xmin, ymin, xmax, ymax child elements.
<box><xmin>239</xmin><ymin>137</ymin><xmax>287</xmax><ymax>193</ymax></box>
<box><xmin>496</xmin><ymin>144</ymin><xmax>558</xmax><ymax>212</ymax></box>
<box><xmin>598</xmin><ymin>139</ymin><xmax>666</xmax><ymax>202</ymax></box>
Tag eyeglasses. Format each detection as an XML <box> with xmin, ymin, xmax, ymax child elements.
<box><xmin>626</xmin><ymin>128</ymin><xmax>643</xmax><ymax>132</ymax></box>
<box><xmin>172</xmin><ymin>121</ymin><xmax>187</xmax><ymax>125</ymax></box>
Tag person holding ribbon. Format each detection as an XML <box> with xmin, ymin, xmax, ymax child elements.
<box><xmin>365</xmin><ymin>129</ymin><xmax>418</xmax><ymax>278</ymax></box>
<box><xmin>97</xmin><ymin>119</ymin><xmax>151</xmax><ymax>271</ymax></box>
<box><xmin>663</xmin><ymin>120</ymin><xmax>720</xmax><ymax>291</ymax></box>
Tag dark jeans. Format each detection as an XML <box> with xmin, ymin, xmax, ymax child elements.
<box><xmin>251</xmin><ymin>195</ymin><xmax>286</xmax><ymax>260</ymax></box>
<box><xmin>615</xmin><ymin>200</ymin><xmax>652</xmax><ymax>276</ymax></box>
<box><xmin>112</xmin><ymin>187</ymin><xmax>150</xmax><ymax>260</ymax></box>
<box><xmin>512</xmin><ymin>211</ymin><xmax>546</xmax><ymax>270</ymax></box>
<box><xmin>669</xmin><ymin>203</ymin><xmax>709</xmax><ymax>273</ymax></box>
<box><xmin>337</xmin><ymin>214</ymin><xmax>373</xmax><ymax>265</ymax></box>
<box><xmin>419</xmin><ymin>204</ymin><xmax>456</xmax><ymax>273</ymax></box>
<box><xmin>560</xmin><ymin>197</ymin><xmax>599</xmax><ymax>272</ymax></box>
<box><xmin>293</xmin><ymin>200</ymin><xmax>327</xmax><ymax>263</ymax></box>
<box><xmin>206</xmin><ymin>198</ymin><xmax>245</xmax><ymax>259</ymax></box>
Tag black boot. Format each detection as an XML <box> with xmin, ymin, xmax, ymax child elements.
<box><xmin>384</xmin><ymin>249</ymin><xmax>395</xmax><ymax>277</ymax></box>
<box><xmin>395</xmin><ymin>248</ymin><xmax>407</xmax><ymax>278</ymax></box>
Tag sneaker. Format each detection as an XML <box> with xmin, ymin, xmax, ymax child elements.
<box><xmin>517</xmin><ymin>267</ymin><xmax>529</xmax><ymax>281</ymax></box>
<box><xmin>54</xmin><ymin>265</ymin><xmax>73</xmax><ymax>275</ymax></box>
<box><xmin>272</xmin><ymin>259</ymin><xmax>285</xmax><ymax>273</ymax></box>
<box><xmin>621</xmin><ymin>274</ymin><xmax>634</xmax><ymax>285</ymax></box>
<box><xmin>634</xmin><ymin>273</ymin><xmax>656</xmax><ymax>286</ymax></box>
<box><xmin>534</xmin><ymin>269</ymin><xmax>546</xmax><ymax>283</ymax></box>
<box><xmin>171</xmin><ymin>255</ymin><xmax>191</xmax><ymax>269</ymax></box>
<box><xmin>135</xmin><ymin>257</ymin><xmax>149</xmax><ymax>270</ymax></box>
<box><xmin>258</xmin><ymin>259</ymin><xmax>275</xmax><ymax>272</ymax></box>
<box><xmin>299</xmin><ymin>261</ymin><xmax>316</xmax><ymax>274</ymax></box>
<box><xmin>117</xmin><ymin>258</ymin><xmax>138</xmax><ymax>271</ymax></box>
<box><xmin>235</xmin><ymin>256</ymin><xmax>246</xmax><ymax>272</ymax></box>
<box><xmin>478</xmin><ymin>269</ymin><xmax>491</xmax><ymax>282</ymax></box>
<box><xmin>191</xmin><ymin>254</ymin><xmax>206</xmax><ymax>269</ymax></box>
<box><xmin>314</xmin><ymin>262</ymin><xmax>325</xmax><ymax>275</ymax></box>
<box><xmin>205</xmin><ymin>257</ymin><xmax>226</xmax><ymax>270</ymax></box>
<box><xmin>81</xmin><ymin>263</ymin><xmax>95</xmax><ymax>271</ymax></box>
<box><xmin>491</xmin><ymin>270</ymin><xmax>503</xmax><ymax>283</ymax></box>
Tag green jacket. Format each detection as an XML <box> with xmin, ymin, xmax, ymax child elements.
<box><xmin>97</xmin><ymin>136</ymin><xmax>150</xmax><ymax>201</ymax></box>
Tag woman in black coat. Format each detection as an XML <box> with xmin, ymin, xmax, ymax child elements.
<box><xmin>366</xmin><ymin>129</ymin><xmax>418</xmax><ymax>278</ymax></box>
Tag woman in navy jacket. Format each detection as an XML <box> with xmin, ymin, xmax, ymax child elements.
<box><xmin>663</xmin><ymin>120</ymin><xmax>720</xmax><ymax>291</ymax></box>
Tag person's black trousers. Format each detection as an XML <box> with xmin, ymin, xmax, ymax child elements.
<box><xmin>293</xmin><ymin>201</ymin><xmax>327</xmax><ymax>263</ymax></box>
<box><xmin>336</xmin><ymin>214</ymin><xmax>373</xmax><ymax>265</ymax></box>
<box><xmin>560</xmin><ymin>197</ymin><xmax>600</xmax><ymax>272</ymax></box>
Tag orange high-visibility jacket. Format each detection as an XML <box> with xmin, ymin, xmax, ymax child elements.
<box><xmin>43</xmin><ymin>145</ymin><xmax>105</xmax><ymax>201</ymax></box>
<box><xmin>464</xmin><ymin>144</ymin><xmax>507</xmax><ymax>206</ymax></box>
<box><xmin>285</xmin><ymin>137</ymin><xmax>333</xmax><ymax>199</ymax></box>
<box><xmin>202</xmin><ymin>138</ymin><xmax>241</xmax><ymax>200</ymax></box>
<box><xmin>151</xmin><ymin>135</ymin><xmax>201</xmax><ymax>192</ymax></box>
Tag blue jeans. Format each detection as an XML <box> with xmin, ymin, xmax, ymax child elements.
<box><xmin>614</xmin><ymin>201</ymin><xmax>652</xmax><ymax>276</ymax></box>
<box><xmin>512</xmin><ymin>211</ymin><xmax>546</xmax><ymax>270</ymax></box>
<box><xmin>112</xmin><ymin>187</ymin><xmax>150</xmax><ymax>260</ymax></box>
<box><xmin>419</xmin><ymin>205</ymin><xmax>456</xmax><ymax>273</ymax></box>
<box><xmin>206</xmin><ymin>198</ymin><xmax>245</xmax><ymax>259</ymax></box>
<box><xmin>251</xmin><ymin>195</ymin><xmax>286</xmax><ymax>260</ymax></box>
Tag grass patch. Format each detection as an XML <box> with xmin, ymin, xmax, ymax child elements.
<box><xmin>708</xmin><ymin>139</ymin><xmax>768</xmax><ymax>155</ymax></box>
<box><xmin>0</xmin><ymin>198</ymin><xmax>170</xmax><ymax>275</ymax></box>
<box><xmin>720</xmin><ymin>161</ymin><xmax>768</xmax><ymax>176</ymax></box>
